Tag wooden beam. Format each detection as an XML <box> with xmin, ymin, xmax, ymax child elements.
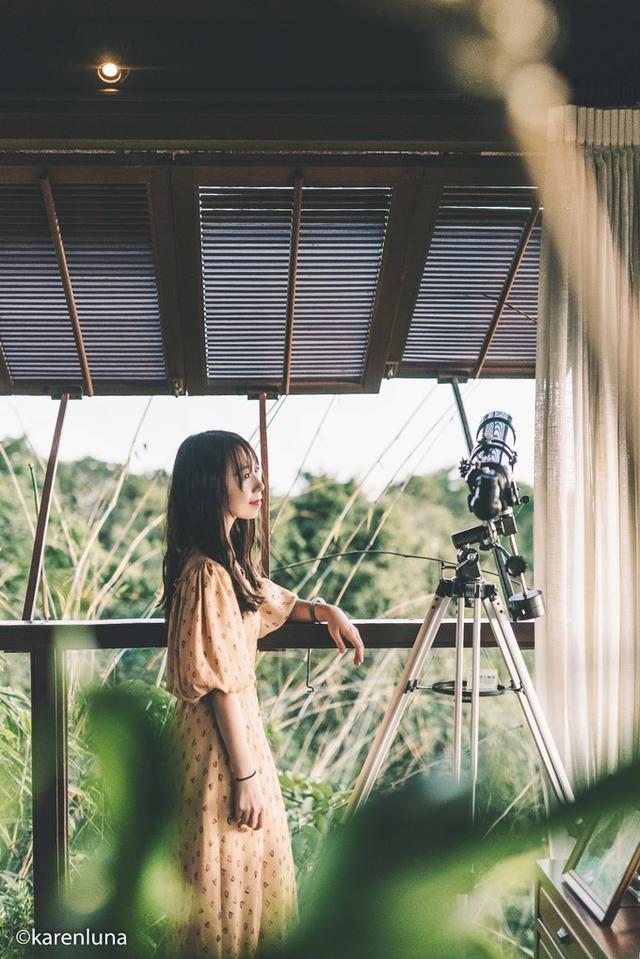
<box><xmin>30</xmin><ymin>644</ymin><xmax>68</xmax><ymax>929</ymax></box>
<box><xmin>385</xmin><ymin>171</ymin><xmax>446</xmax><ymax>367</ymax></box>
<box><xmin>146</xmin><ymin>170</ymin><xmax>185</xmax><ymax>394</ymax></box>
<box><xmin>22</xmin><ymin>393</ymin><xmax>70</xmax><ymax>930</ymax></box>
<box><xmin>40</xmin><ymin>177</ymin><xmax>94</xmax><ymax>397</ymax></box>
<box><xmin>362</xmin><ymin>174</ymin><xmax>434</xmax><ymax>391</ymax></box>
<box><xmin>23</xmin><ymin>393</ymin><xmax>68</xmax><ymax>620</ymax></box>
<box><xmin>171</xmin><ymin>168</ymin><xmax>208</xmax><ymax>394</ymax></box>
<box><xmin>0</xmin><ymin>618</ymin><xmax>535</xmax><ymax>651</ymax></box>
<box><xmin>282</xmin><ymin>174</ymin><xmax>303</xmax><ymax>395</ymax></box>
<box><xmin>0</xmin><ymin>105</ymin><xmax>516</xmax><ymax>154</ymax></box>
<box><xmin>474</xmin><ymin>201</ymin><xmax>540</xmax><ymax>379</ymax></box>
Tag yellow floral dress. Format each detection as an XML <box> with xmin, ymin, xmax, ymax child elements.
<box><xmin>164</xmin><ymin>551</ymin><xmax>299</xmax><ymax>958</ymax></box>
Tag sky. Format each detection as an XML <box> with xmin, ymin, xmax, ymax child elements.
<box><xmin>0</xmin><ymin>378</ymin><xmax>535</xmax><ymax>499</ymax></box>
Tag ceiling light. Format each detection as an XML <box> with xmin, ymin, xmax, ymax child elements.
<box><xmin>97</xmin><ymin>61</ymin><xmax>122</xmax><ymax>84</ymax></box>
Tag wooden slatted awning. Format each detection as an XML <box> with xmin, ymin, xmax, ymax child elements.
<box><xmin>201</xmin><ymin>185</ymin><xmax>392</xmax><ymax>389</ymax></box>
<box><xmin>0</xmin><ymin>162</ymin><xmax>540</xmax><ymax>397</ymax></box>
<box><xmin>399</xmin><ymin>186</ymin><xmax>539</xmax><ymax>379</ymax></box>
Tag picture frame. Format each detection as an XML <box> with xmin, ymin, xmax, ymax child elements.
<box><xmin>562</xmin><ymin>808</ymin><xmax>640</xmax><ymax>925</ymax></box>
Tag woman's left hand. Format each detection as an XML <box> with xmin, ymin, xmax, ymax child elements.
<box><xmin>325</xmin><ymin>605</ymin><xmax>365</xmax><ymax>665</ymax></box>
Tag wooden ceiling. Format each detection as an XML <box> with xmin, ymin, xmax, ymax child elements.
<box><xmin>0</xmin><ymin>1</ymin><xmax>636</xmax><ymax>396</ymax></box>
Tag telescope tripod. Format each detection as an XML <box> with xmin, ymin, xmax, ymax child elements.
<box><xmin>345</xmin><ymin>546</ymin><xmax>574</xmax><ymax>819</ymax></box>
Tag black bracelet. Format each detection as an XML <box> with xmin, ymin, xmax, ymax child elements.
<box><xmin>235</xmin><ymin>769</ymin><xmax>257</xmax><ymax>782</ymax></box>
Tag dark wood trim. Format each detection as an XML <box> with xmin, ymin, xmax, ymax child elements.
<box><xmin>0</xmin><ymin>158</ymin><xmax>531</xmax><ymax>184</ymax></box>
<box><xmin>40</xmin><ymin>177</ymin><xmax>94</xmax><ymax>397</ymax></box>
<box><xmin>30</xmin><ymin>644</ymin><xmax>68</xmax><ymax>929</ymax></box>
<box><xmin>206</xmin><ymin>377</ymin><xmax>365</xmax><ymax>395</ymax></box>
<box><xmin>2</xmin><ymin>379</ymin><xmax>173</xmax><ymax>398</ymax></box>
<box><xmin>0</xmin><ymin>618</ymin><xmax>535</xmax><ymax>651</ymax></box>
<box><xmin>258</xmin><ymin>393</ymin><xmax>270</xmax><ymax>578</ymax></box>
<box><xmin>179</xmin><ymin>165</ymin><xmax>417</xmax><ymax>186</ymax></box>
<box><xmin>283</xmin><ymin>174</ymin><xmax>303</xmax><ymax>395</ymax></box>
<box><xmin>171</xmin><ymin>167</ymin><xmax>207</xmax><ymax>394</ymax></box>
<box><xmin>0</xmin><ymin>154</ymin><xmax>531</xmax><ymax>176</ymax></box>
<box><xmin>362</xmin><ymin>172</ymin><xmax>433</xmax><ymax>390</ymax></box>
<box><xmin>474</xmin><ymin>200</ymin><xmax>540</xmax><ymax>378</ymax></box>
<box><xmin>386</xmin><ymin>170</ymin><xmax>445</xmax><ymax>366</ymax></box>
<box><xmin>397</xmin><ymin>364</ymin><xmax>535</xmax><ymax>380</ymax></box>
<box><xmin>146</xmin><ymin>169</ymin><xmax>185</xmax><ymax>393</ymax></box>
<box><xmin>0</xmin><ymin>109</ymin><xmax>516</xmax><ymax>154</ymax></box>
<box><xmin>22</xmin><ymin>394</ymin><xmax>68</xmax><ymax>620</ymax></box>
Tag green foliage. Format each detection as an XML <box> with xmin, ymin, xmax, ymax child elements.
<box><xmin>0</xmin><ymin>436</ymin><xmax>168</xmax><ymax>620</ymax></box>
<box><xmin>4</xmin><ymin>680</ymin><xmax>634</xmax><ymax>959</ymax></box>
<box><xmin>0</xmin><ymin>432</ymin><xmax>539</xmax><ymax>956</ymax></box>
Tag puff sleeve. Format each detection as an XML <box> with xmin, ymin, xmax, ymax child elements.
<box><xmin>257</xmin><ymin>577</ymin><xmax>298</xmax><ymax>639</ymax></box>
<box><xmin>166</xmin><ymin>559</ymin><xmax>256</xmax><ymax>702</ymax></box>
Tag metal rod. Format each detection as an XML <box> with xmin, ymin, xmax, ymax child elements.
<box><xmin>28</xmin><ymin>465</ymin><xmax>50</xmax><ymax>619</ymax></box>
<box><xmin>23</xmin><ymin>394</ymin><xmax>68</xmax><ymax>620</ymax></box>
<box><xmin>345</xmin><ymin>593</ymin><xmax>451</xmax><ymax>817</ymax></box>
<box><xmin>40</xmin><ymin>176</ymin><xmax>94</xmax><ymax>397</ymax></box>
<box><xmin>470</xmin><ymin>588</ymin><xmax>482</xmax><ymax>821</ymax></box>
<box><xmin>452</xmin><ymin>597</ymin><xmax>465</xmax><ymax>784</ymax></box>
<box><xmin>283</xmin><ymin>174</ymin><xmax>303</xmax><ymax>395</ymax></box>
<box><xmin>258</xmin><ymin>392</ymin><xmax>270</xmax><ymax>578</ymax></box>
<box><xmin>484</xmin><ymin>593</ymin><xmax>574</xmax><ymax>804</ymax></box>
<box><xmin>451</xmin><ymin>379</ymin><xmax>473</xmax><ymax>453</ymax></box>
<box><xmin>474</xmin><ymin>203</ymin><xmax>540</xmax><ymax>379</ymax></box>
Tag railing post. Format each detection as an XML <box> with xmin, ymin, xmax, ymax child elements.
<box><xmin>23</xmin><ymin>394</ymin><xmax>70</xmax><ymax>928</ymax></box>
<box><xmin>30</xmin><ymin>643</ymin><xmax>69</xmax><ymax>929</ymax></box>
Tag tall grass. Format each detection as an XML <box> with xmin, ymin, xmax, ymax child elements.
<box><xmin>0</xmin><ymin>406</ymin><xmax>543</xmax><ymax>956</ymax></box>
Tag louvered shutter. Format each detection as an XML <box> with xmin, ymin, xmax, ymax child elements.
<box><xmin>200</xmin><ymin>185</ymin><xmax>391</xmax><ymax>384</ymax></box>
<box><xmin>0</xmin><ymin>183</ymin><xmax>165</xmax><ymax>385</ymax></box>
<box><xmin>401</xmin><ymin>186</ymin><xmax>539</xmax><ymax>377</ymax></box>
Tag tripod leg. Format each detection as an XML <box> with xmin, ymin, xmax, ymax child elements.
<box><xmin>483</xmin><ymin>593</ymin><xmax>574</xmax><ymax>805</ymax></box>
<box><xmin>453</xmin><ymin>597</ymin><xmax>465</xmax><ymax>785</ymax></box>
<box><xmin>470</xmin><ymin>587</ymin><xmax>482</xmax><ymax>821</ymax></box>
<box><xmin>344</xmin><ymin>591</ymin><xmax>451</xmax><ymax>818</ymax></box>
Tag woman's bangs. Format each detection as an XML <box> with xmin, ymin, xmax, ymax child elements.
<box><xmin>229</xmin><ymin>440</ymin><xmax>258</xmax><ymax>481</ymax></box>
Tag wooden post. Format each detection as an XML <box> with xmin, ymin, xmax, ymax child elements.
<box><xmin>23</xmin><ymin>394</ymin><xmax>70</xmax><ymax>928</ymax></box>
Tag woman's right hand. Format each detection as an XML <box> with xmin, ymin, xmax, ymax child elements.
<box><xmin>234</xmin><ymin>776</ymin><xmax>265</xmax><ymax>831</ymax></box>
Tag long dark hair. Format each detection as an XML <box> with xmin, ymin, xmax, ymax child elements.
<box><xmin>160</xmin><ymin>430</ymin><xmax>264</xmax><ymax>618</ymax></box>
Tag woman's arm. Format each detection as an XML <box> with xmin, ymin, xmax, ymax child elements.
<box><xmin>287</xmin><ymin>599</ymin><xmax>365</xmax><ymax>665</ymax></box>
<box><xmin>207</xmin><ymin>689</ymin><xmax>265</xmax><ymax>831</ymax></box>
<box><xmin>207</xmin><ymin>689</ymin><xmax>255</xmax><ymax>778</ymax></box>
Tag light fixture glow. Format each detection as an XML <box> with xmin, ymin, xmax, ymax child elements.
<box><xmin>98</xmin><ymin>61</ymin><xmax>122</xmax><ymax>83</ymax></box>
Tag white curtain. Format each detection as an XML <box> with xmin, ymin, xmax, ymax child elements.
<box><xmin>535</xmin><ymin>106</ymin><xmax>640</xmax><ymax>789</ymax></box>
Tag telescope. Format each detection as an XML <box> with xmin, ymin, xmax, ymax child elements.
<box><xmin>458</xmin><ymin>410</ymin><xmax>543</xmax><ymax>622</ymax></box>
<box><xmin>459</xmin><ymin>410</ymin><xmax>521</xmax><ymax>522</ymax></box>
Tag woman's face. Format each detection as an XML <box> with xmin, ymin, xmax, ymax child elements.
<box><xmin>225</xmin><ymin>451</ymin><xmax>265</xmax><ymax>525</ymax></box>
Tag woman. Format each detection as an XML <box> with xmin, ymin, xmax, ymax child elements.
<box><xmin>161</xmin><ymin>430</ymin><xmax>364</xmax><ymax>958</ymax></box>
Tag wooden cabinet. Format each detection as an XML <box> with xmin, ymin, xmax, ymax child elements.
<box><xmin>535</xmin><ymin>860</ymin><xmax>640</xmax><ymax>959</ymax></box>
